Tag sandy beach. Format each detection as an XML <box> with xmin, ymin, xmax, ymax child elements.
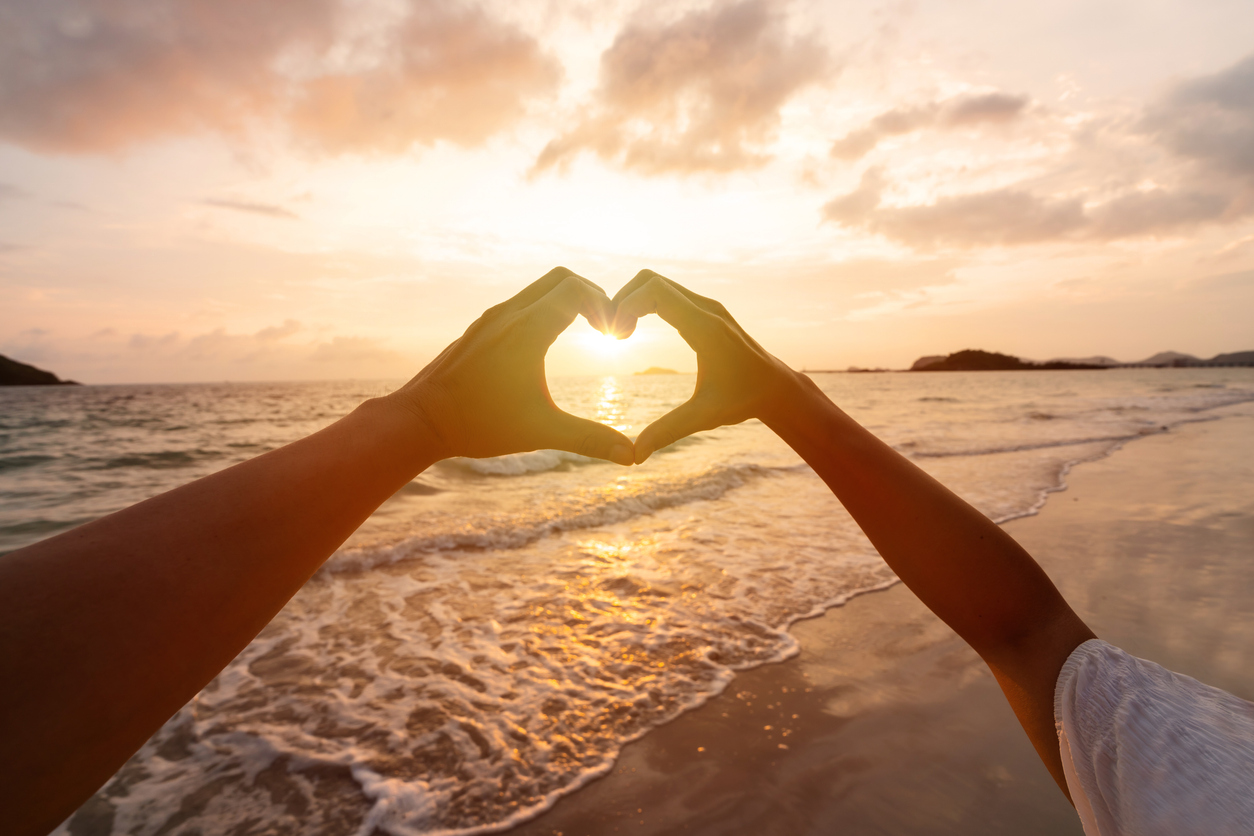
<box><xmin>511</xmin><ymin>407</ymin><xmax>1254</xmax><ymax>836</ymax></box>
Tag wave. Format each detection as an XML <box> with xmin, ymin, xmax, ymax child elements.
<box><xmin>911</xmin><ymin>428</ymin><xmax>1167</xmax><ymax>458</ymax></box>
<box><xmin>0</xmin><ymin>453</ymin><xmax>55</xmax><ymax>473</ymax></box>
<box><xmin>325</xmin><ymin>463</ymin><xmax>793</xmax><ymax>574</ymax></box>
<box><xmin>83</xmin><ymin>449</ymin><xmax>223</xmax><ymax>470</ymax></box>
<box><xmin>437</xmin><ymin>449</ymin><xmax>598</xmax><ymax>477</ymax></box>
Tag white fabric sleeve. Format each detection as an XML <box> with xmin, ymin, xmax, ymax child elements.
<box><xmin>1054</xmin><ymin>639</ymin><xmax>1254</xmax><ymax>836</ymax></box>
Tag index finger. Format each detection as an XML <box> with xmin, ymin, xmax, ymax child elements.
<box><xmin>522</xmin><ymin>274</ymin><xmax>616</xmax><ymax>346</ymax></box>
<box><xmin>611</xmin><ymin>270</ymin><xmax>730</xmax><ymax>338</ymax></box>
<box><xmin>500</xmin><ymin>266</ymin><xmax>606</xmax><ymax>317</ymax></box>
<box><xmin>614</xmin><ymin>274</ymin><xmax>713</xmax><ymax>350</ymax></box>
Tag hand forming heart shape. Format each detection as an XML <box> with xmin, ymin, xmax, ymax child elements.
<box><xmin>385</xmin><ymin>267</ymin><xmax>804</xmax><ymax>467</ymax></box>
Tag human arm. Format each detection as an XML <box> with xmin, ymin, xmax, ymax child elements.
<box><xmin>611</xmin><ymin>270</ymin><xmax>1095</xmax><ymax>797</ymax></box>
<box><xmin>0</xmin><ymin>268</ymin><xmax>634</xmax><ymax>836</ymax></box>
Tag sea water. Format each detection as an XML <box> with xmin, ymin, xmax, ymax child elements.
<box><xmin>2</xmin><ymin>368</ymin><xmax>1252</xmax><ymax>835</ymax></box>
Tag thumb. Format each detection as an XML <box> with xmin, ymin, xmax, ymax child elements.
<box><xmin>634</xmin><ymin>398</ymin><xmax>712</xmax><ymax>464</ymax></box>
<box><xmin>545</xmin><ymin>411</ymin><xmax>636</xmax><ymax>466</ymax></box>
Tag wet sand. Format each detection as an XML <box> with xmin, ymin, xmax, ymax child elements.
<box><xmin>511</xmin><ymin>408</ymin><xmax>1254</xmax><ymax>836</ymax></box>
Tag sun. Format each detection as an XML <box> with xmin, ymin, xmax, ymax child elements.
<box><xmin>584</xmin><ymin>329</ymin><xmax>629</xmax><ymax>358</ymax></box>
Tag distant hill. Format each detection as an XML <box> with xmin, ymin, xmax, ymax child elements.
<box><xmin>909</xmin><ymin>355</ymin><xmax>947</xmax><ymax>371</ymax></box>
<box><xmin>1046</xmin><ymin>355</ymin><xmax>1122</xmax><ymax>367</ymax></box>
<box><xmin>910</xmin><ymin>349</ymin><xmax>1254</xmax><ymax>370</ymax></box>
<box><xmin>1125</xmin><ymin>350</ymin><xmax>1254</xmax><ymax>367</ymax></box>
<box><xmin>1208</xmin><ymin>351</ymin><xmax>1254</xmax><ymax>366</ymax></box>
<box><xmin>634</xmin><ymin>367</ymin><xmax>679</xmax><ymax>375</ymax></box>
<box><xmin>911</xmin><ymin>350</ymin><xmax>1109</xmax><ymax>372</ymax></box>
<box><xmin>1131</xmin><ymin>350</ymin><xmax>1202</xmax><ymax>367</ymax></box>
<box><xmin>0</xmin><ymin>353</ymin><xmax>79</xmax><ymax>386</ymax></box>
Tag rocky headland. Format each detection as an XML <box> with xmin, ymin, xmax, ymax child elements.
<box><xmin>0</xmin><ymin>354</ymin><xmax>79</xmax><ymax>386</ymax></box>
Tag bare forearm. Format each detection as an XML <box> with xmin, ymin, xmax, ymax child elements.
<box><xmin>0</xmin><ymin>396</ymin><xmax>439</xmax><ymax>835</ymax></box>
<box><xmin>763</xmin><ymin>375</ymin><xmax>1088</xmax><ymax>658</ymax></box>
<box><xmin>611</xmin><ymin>271</ymin><xmax>1090</xmax><ymax>797</ymax></box>
<box><xmin>762</xmin><ymin>374</ymin><xmax>1092</xmax><ymax>794</ymax></box>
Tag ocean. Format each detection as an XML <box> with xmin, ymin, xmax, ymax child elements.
<box><xmin>3</xmin><ymin>368</ymin><xmax>1252</xmax><ymax>835</ymax></box>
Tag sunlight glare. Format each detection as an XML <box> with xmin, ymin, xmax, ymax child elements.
<box><xmin>585</xmin><ymin>329</ymin><xmax>628</xmax><ymax>359</ymax></box>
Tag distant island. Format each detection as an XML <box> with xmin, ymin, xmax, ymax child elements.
<box><xmin>0</xmin><ymin>353</ymin><xmax>79</xmax><ymax>386</ymax></box>
<box><xmin>911</xmin><ymin>350</ymin><xmax>1109</xmax><ymax>372</ymax></box>
<box><xmin>909</xmin><ymin>349</ymin><xmax>1254</xmax><ymax>372</ymax></box>
<box><xmin>635</xmin><ymin>367</ymin><xmax>680</xmax><ymax>375</ymax></box>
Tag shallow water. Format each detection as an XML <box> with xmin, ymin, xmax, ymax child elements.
<box><xmin>3</xmin><ymin>368</ymin><xmax>1252</xmax><ymax>835</ymax></box>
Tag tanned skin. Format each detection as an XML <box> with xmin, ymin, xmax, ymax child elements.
<box><xmin>612</xmin><ymin>270</ymin><xmax>1094</xmax><ymax>798</ymax></box>
<box><xmin>0</xmin><ymin>269</ymin><xmax>634</xmax><ymax>836</ymax></box>
<box><xmin>1</xmin><ymin>267</ymin><xmax>1091</xmax><ymax>835</ymax></box>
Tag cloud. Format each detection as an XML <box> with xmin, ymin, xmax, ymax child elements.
<box><xmin>533</xmin><ymin>0</ymin><xmax>832</xmax><ymax>176</ymax></box>
<box><xmin>202</xmin><ymin>198</ymin><xmax>299</xmax><ymax>219</ymax></box>
<box><xmin>128</xmin><ymin>332</ymin><xmax>180</xmax><ymax>351</ymax></box>
<box><xmin>1145</xmin><ymin>53</ymin><xmax>1254</xmax><ymax>185</ymax></box>
<box><xmin>0</xmin><ymin>0</ymin><xmax>559</xmax><ymax>155</ymax></box>
<box><xmin>1190</xmin><ymin>268</ymin><xmax>1254</xmax><ymax>292</ymax></box>
<box><xmin>824</xmin><ymin>171</ymin><xmax>1086</xmax><ymax>247</ymax></box>
<box><xmin>309</xmin><ymin>335</ymin><xmax>406</xmax><ymax>365</ymax></box>
<box><xmin>290</xmin><ymin>4</ymin><xmax>561</xmax><ymax>154</ymax></box>
<box><xmin>1208</xmin><ymin>234</ymin><xmax>1254</xmax><ymax>263</ymax></box>
<box><xmin>831</xmin><ymin>91</ymin><xmax>1029</xmax><ymax>161</ymax></box>
<box><xmin>255</xmin><ymin>319</ymin><xmax>302</xmax><ymax>342</ymax></box>
<box><xmin>824</xmin><ymin>52</ymin><xmax>1254</xmax><ymax>248</ymax></box>
<box><xmin>0</xmin><ymin>182</ymin><xmax>30</xmax><ymax>200</ymax></box>
<box><xmin>821</xmin><ymin>166</ymin><xmax>887</xmax><ymax>224</ymax></box>
<box><xmin>122</xmin><ymin>323</ymin><xmax>409</xmax><ymax>370</ymax></box>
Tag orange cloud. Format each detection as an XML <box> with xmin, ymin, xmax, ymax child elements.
<box><xmin>289</xmin><ymin>4</ymin><xmax>560</xmax><ymax>154</ymax></box>
<box><xmin>830</xmin><ymin>92</ymin><xmax>1029</xmax><ymax>161</ymax></box>
<box><xmin>0</xmin><ymin>0</ymin><xmax>559</xmax><ymax>155</ymax></box>
<box><xmin>533</xmin><ymin>0</ymin><xmax>832</xmax><ymax>176</ymax></box>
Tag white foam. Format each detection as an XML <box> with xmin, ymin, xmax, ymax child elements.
<box><xmin>323</xmin><ymin>463</ymin><xmax>787</xmax><ymax>575</ymax></box>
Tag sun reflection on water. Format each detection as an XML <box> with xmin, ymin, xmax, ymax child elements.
<box><xmin>593</xmin><ymin>376</ymin><xmax>628</xmax><ymax>432</ymax></box>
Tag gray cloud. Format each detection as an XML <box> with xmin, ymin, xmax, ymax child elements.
<box><xmin>831</xmin><ymin>91</ymin><xmax>1029</xmax><ymax>161</ymax></box>
<box><xmin>0</xmin><ymin>0</ymin><xmax>560</xmax><ymax>155</ymax></box>
<box><xmin>202</xmin><ymin>199</ymin><xmax>299</xmax><ymax>219</ymax></box>
<box><xmin>825</xmin><ymin>53</ymin><xmax>1254</xmax><ymax>248</ymax></box>
<box><xmin>1147</xmin><ymin>53</ymin><xmax>1254</xmax><ymax>184</ymax></box>
<box><xmin>824</xmin><ymin>171</ymin><xmax>1086</xmax><ymax>247</ymax></box>
<box><xmin>533</xmin><ymin>0</ymin><xmax>832</xmax><ymax>176</ymax></box>
<box><xmin>0</xmin><ymin>182</ymin><xmax>30</xmax><ymax>200</ymax></box>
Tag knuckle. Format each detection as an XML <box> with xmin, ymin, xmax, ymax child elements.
<box><xmin>711</xmin><ymin>316</ymin><xmax>737</xmax><ymax>339</ymax></box>
<box><xmin>481</xmin><ymin>302</ymin><xmax>509</xmax><ymax>321</ymax></box>
<box><xmin>576</xmin><ymin>433</ymin><xmax>597</xmax><ymax>457</ymax></box>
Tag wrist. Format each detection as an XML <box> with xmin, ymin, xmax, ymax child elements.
<box><xmin>359</xmin><ymin>393</ymin><xmax>452</xmax><ymax>466</ymax></box>
<box><xmin>757</xmin><ymin>366</ymin><xmax>825</xmax><ymax>429</ymax></box>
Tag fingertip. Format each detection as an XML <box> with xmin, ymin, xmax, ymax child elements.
<box><xmin>609</xmin><ymin>442</ymin><xmax>635</xmax><ymax>467</ymax></box>
<box><xmin>611</xmin><ymin>316</ymin><xmax>638</xmax><ymax>339</ymax></box>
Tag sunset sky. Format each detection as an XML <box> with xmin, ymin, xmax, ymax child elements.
<box><xmin>2</xmin><ymin>0</ymin><xmax>1252</xmax><ymax>382</ymax></box>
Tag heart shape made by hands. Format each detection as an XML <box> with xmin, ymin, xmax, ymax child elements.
<box><xmin>538</xmin><ymin>269</ymin><xmax>775</xmax><ymax>465</ymax></box>
<box><xmin>403</xmin><ymin>267</ymin><xmax>773</xmax><ymax>468</ymax></box>
<box><xmin>545</xmin><ymin>306</ymin><xmax>695</xmax><ymax>446</ymax></box>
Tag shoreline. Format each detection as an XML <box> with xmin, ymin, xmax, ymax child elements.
<box><xmin>509</xmin><ymin>405</ymin><xmax>1254</xmax><ymax>836</ymax></box>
